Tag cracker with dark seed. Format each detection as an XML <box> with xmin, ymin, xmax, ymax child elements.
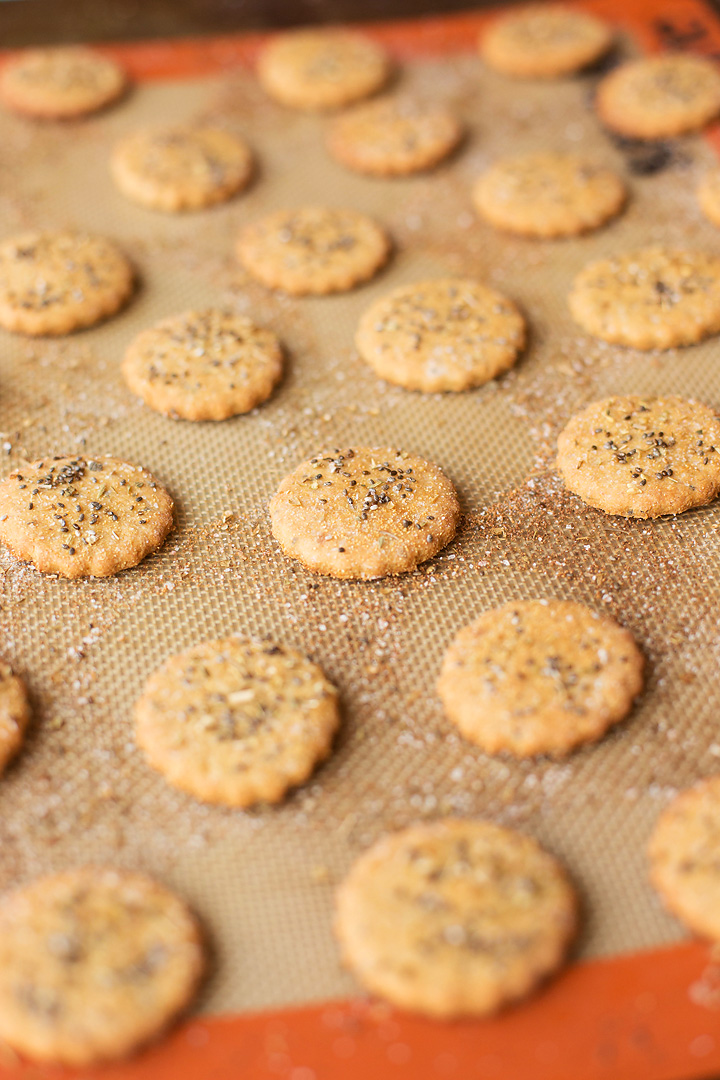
<box><xmin>568</xmin><ymin>247</ymin><xmax>720</xmax><ymax>350</ymax></box>
<box><xmin>0</xmin><ymin>455</ymin><xmax>173</xmax><ymax>578</ymax></box>
<box><xmin>473</xmin><ymin>152</ymin><xmax>626</xmax><ymax>238</ymax></box>
<box><xmin>335</xmin><ymin>819</ymin><xmax>577</xmax><ymax>1018</ymax></box>
<box><xmin>269</xmin><ymin>446</ymin><xmax>461</xmax><ymax>579</ymax></box>
<box><xmin>437</xmin><ymin>600</ymin><xmax>643</xmax><ymax>757</ymax></box>
<box><xmin>111</xmin><ymin>126</ymin><xmax>254</xmax><ymax>212</ymax></box>
<box><xmin>327</xmin><ymin>96</ymin><xmax>462</xmax><ymax>177</ymax></box>
<box><xmin>135</xmin><ymin>637</ymin><xmax>340</xmax><ymax>807</ymax></box>
<box><xmin>556</xmin><ymin>395</ymin><xmax>720</xmax><ymax>518</ymax></box>
<box><xmin>596</xmin><ymin>55</ymin><xmax>720</xmax><ymax>140</ymax></box>
<box><xmin>257</xmin><ymin>29</ymin><xmax>389</xmax><ymax>111</ymax></box>
<box><xmin>0</xmin><ymin>663</ymin><xmax>30</xmax><ymax>775</ymax></box>
<box><xmin>0</xmin><ymin>231</ymin><xmax>134</xmax><ymax>337</ymax></box>
<box><xmin>0</xmin><ymin>868</ymin><xmax>204</xmax><ymax>1066</ymax></box>
<box><xmin>355</xmin><ymin>278</ymin><xmax>525</xmax><ymax>392</ymax></box>
<box><xmin>123</xmin><ymin>309</ymin><xmax>283</xmax><ymax>420</ymax></box>
<box><xmin>0</xmin><ymin>47</ymin><xmax>126</xmax><ymax>119</ymax></box>
<box><xmin>480</xmin><ymin>5</ymin><xmax>612</xmax><ymax>79</ymax></box>
<box><xmin>237</xmin><ymin>206</ymin><xmax>390</xmax><ymax>295</ymax></box>
<box><xmin>649</xmin><ymin>776</ymin><xmax>720</xmax><ymax>941</ymax></box>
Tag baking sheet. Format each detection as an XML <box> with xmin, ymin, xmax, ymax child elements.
<box><xmin>0</xmin><ymin>30</ymin><xmax>719</xmax><ymax>1018</ymax></box>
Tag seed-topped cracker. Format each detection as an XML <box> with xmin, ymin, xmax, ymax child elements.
<box><xmin>0</xmin><ymin>231</ymin><xmax>134</xmax><ymax>336</ymax></box>
<box><xmin>355</xmin><ymin>278</ymin><xmax>525</xmax><ymax>392</ymax></box>
<box><xmin>269</xmin><ymin>446</ymin><xmax>461</xmax><ymax>579</ymax></box>
<box><xmin>568</xmin><ymin>247</ymin><xmax>720</xmax><ymax>350</ymax></box>
<box><xmin>135</xmin><ymin>637</ymin><xmax>340</xmax><ymax>807</ymax></box>
<box><xmin>649</xmin><ymin>776</ymin><xmax>720</xmax><ymax>942</ymax></box>
<box><xmin>473</xmin><ymin>152</ymin><xmax>626</xmax><ymax>238</ymax></box>
<box><xmin>326</xmin><ymin>96</ymin><xmax>462</xmax><ymax>177</ymax></box>
<box><xmin>123</xmin><ymin>309</ymin><xmax>283</xmax><ymax>420</ymax></box>
<box><xmin>597</xmin><ymin>54</ymin><xmax>720</xmax><ymax>139</ymax></box>
<box><xmin>257</xmin><ymin>29</ymin><xmax>389</xmax><ymax>110</ymax></box>
<box><xmin>0</xmin><ymin>868</ymin><xmax>204</xmax><ymax>1065</ymax></box>
<box><xmin>480</xmin><ymin>5</ymin><xmax>612</xmax><ymax>79</ymax></box>
<box><xmin>0</xmin><ymin>47</ymin><xmax>127</xmax><ymax>119</ymax></box>
<box><xmin>237</xmin><ymin>207</ymin><xmax>391</xmax><ymax>295</ymax></box>
<box><xmin>556</xmin><ymin>395</ymin><xmax>720</xmax><ymax>518</ymax></box>
<box><xmin>437</xmin><ymin>599</ymin><xmax>644</xmax><ymax>757</ymax></box>
<box><xmin>0</xmin><ymin>456</ymin><xmax>173</xmax><ymax>578</ymax></box>
<box><xmin>111</xmin><ymin>126</ymin><xmax>254</xmax><ymax>212</ymax></box>
<box><xmin>335</xmin><ymin>819</ymin><xmax>577</xmax><ymax>1017</ymax></box>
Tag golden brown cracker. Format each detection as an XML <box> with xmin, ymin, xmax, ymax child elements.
<box><xmin>355</xmin><ymin>278</ymin><xmax>525</xmax><ymax>392</ymax></box>
<box><xmin>437</xmin><ymin>599</ymin><xmax>644</xmax><ymax>757</ymax></box>
<box><xmin>0</xmin><ymin>868</ymin><xmax>204</xmax><ymax>1066</ymax></box>
<box><xmin>335</xmin><ymin>819</ymin><xmax>577</xmax><ymax>1018</ymax></box>
<box><xmin>556</xmin><ymin>395</ymin><xmax>720</xmax><ymax>518</ymax></box>
<box><xmin>135</xmin><ymin>637</ymin><xmax>340</xmax><ymax>807</ymax></box>
<box><xmin>0</xmin><ymin>456</ymin><xmax>173</xmax><ymax>578</ymax></box>
<box><xmin>269</xmin><ymin>446</ymin><xmax>461</xmax><ymax>580</ymax></box>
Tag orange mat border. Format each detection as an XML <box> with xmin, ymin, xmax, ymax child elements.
<box><xmin>2</xmin><ymin>1</ymin><xmax>720</xmax><ymax>1076</ymax></box>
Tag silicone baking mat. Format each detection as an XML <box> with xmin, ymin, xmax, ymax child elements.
<box><xmin>1</xmin><ymin>0</ymin><xmax>720</xmax><ymax>1077</ymax></box>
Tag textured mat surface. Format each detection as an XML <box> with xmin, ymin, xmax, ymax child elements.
<box><xmin>0</xmin><ymin>32</ymin><xmax>718</xmax><ymax>1016</ymax></box>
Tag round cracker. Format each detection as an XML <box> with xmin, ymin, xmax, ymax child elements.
<box><xmin>556</xmin><ymin>395</ymin><xmax>720</xmax><ymax>519</ymax></box>
<box><xmin>269</xmin><ymin>446</ymin><xmax>461</xmax><ymax>579</ymax></box>
<box><xmin>111</xmin><ymin>126</ymin><xmax>254</xmax><ymax>212</ymax></box>
<box><xmin>335</xmin><ymin>819</ymin><xmax>577</xmax><ymax>1018</ymax></box>
<box><xmin>481</xmin><ymin>5</ymin><xmax>612</xmax><ymax>79</ymax></box>
<box><xmin>257</xmin><ymin>29</ymin><xmax>389</xmax><ymax>110</ymax></box>
<box><xmin>596</xmin><ymin>54</ymin><xmax>720</xmax><ymax>139</ymax></box>
<box><xmin>0</xmin><ymin>455</ymin><xmax>173</xmax><ymax>578</ymax></box>
<box><xmin>649</xmin><ymin>776</ymin><xmax>720</xmax><ymax>941</ymax></box>
<box><xmin>0</xmin><ymin>663</ymin><xmax>30</xmax><ymax>775</ymax></box>
<box><xmin>0</xmin><ymin>231</ymin><xmax>134</xmax><ymax>337</ymax></box>
<box><xmin>697</xmin><ymin>169</ymin><xmax>720</xmax><ymax>228</ymax></box>
<box><xmin>237</xmin><ymin>206</ymin><xmax>390</xmax><ymax>296</ymax></box>
<box><xmin>0</xmin><ymin>47</ymin><xmax>126</xmax><ymax>119</ymax></box>
<box><xmin>568</xmin><ymin>247</ymin><xmax>720</xmax><ymax>351</ymax></box>
<box><xmin>355</xmin><ymin>278</ymin><xmax>525</xmax><ymax>392</ymax></box>
<box><xmin>122</xmin><ymin>309</ymin><xmax>283</xmax><ymax>421</ymax></box>
<box><xmin>326</xmin><ymin>97</ymin><xmax>462</xmax><ymax>176</ymax></box>
<box><xmin>0</xmin><ymin>868</ymin><xmax>204</xmax><ymax>1066</ymax></box>
<box><xmin>135</xmin><ymin>637</ymin><xmax>340</xmax><ymax>807</ymax></box>
<box><xmin>473</xmin><ymin>152</ymin><xmax>626</xmax><ymax>238</ymax></box>
<box><xmin>437</xmin><ymin>599</ymin><xmax>644</xmax><ymax>757</ymax></box>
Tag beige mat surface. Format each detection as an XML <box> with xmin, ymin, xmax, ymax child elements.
<box><xmin>0</xmin><ymin>41</ymin><xmax>719</xmax><ymax>1015</ymax></box>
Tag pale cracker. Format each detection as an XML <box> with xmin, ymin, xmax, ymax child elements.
<box><xmin>355</xmin><ymin>278</ymin><xmax>525</xmax><ymax>392</ymax></box>
<box><xmin>335</xmin><ymin>819</ymin><xmax>577</xmax><ymax>1018</ymax></box>
<box><xmin>0</xmin><ymin>868</ymin><xmax>204</xmax><ymax>1066</ymax></box>
<box><xmin>134</xmin><ymin>637</ymin><xmax>340</xmax><ymax>807</ymax></box>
